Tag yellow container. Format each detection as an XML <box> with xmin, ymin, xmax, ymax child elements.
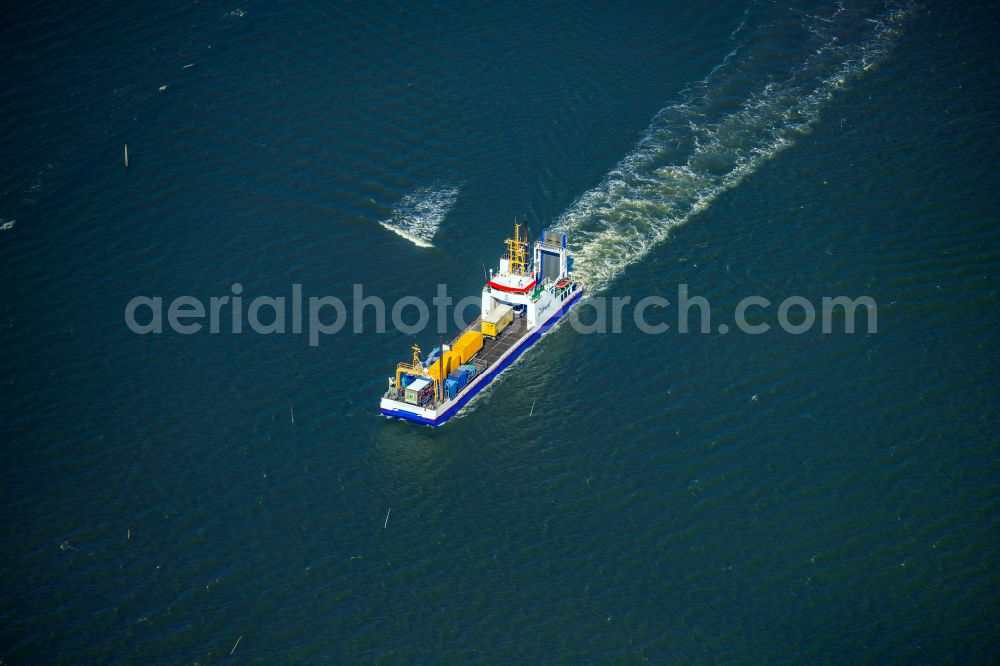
<box><xmin>428</xmin><ymin>350</ymin><xmax>462</xmax><ymax>381</ymax></box>
<box><xmin>482</xmin><ymin>305</ymin><xmax>513</xmax><ymax>338</ymax></box>
<box><xmin>451</xmin><ymin>330</ymin><xmax>483</xmax><ymax>363</ymax></box>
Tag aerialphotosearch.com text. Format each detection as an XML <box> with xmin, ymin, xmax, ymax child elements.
<box><xmin>124</xmin><ymin>283</ymin><xmax>877</xmax><ymax>346</ymax></box>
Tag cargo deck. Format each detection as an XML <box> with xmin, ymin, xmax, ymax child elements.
<box><xmin>475</xmin><ymin>316</ymin><xmax>528</xmax><ymax>368</ymax></box>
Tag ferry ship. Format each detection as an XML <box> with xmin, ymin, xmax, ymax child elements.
<box><xmin>380</xmin><ymin>222</ymin><xmax>583</xmax><ymax>425</ymax></box>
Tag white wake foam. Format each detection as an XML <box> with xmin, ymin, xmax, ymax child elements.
<box><xmin>554</xmin><ymin>1</ymin><xmax>916</xmax><ymax>292</ymax></box>
<box><xmin>379</xmin><ymin>183</ymin><xmax>461</xmax><ymax>248</ymax></box>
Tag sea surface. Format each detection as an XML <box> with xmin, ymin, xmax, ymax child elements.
<box><xmin>1</xmin><ymin>0</ymin><xmax>998</xmax><ymax>662</ymax></box>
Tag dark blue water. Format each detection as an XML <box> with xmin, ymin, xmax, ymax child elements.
<box><xmin>2</xmin><ymin>0</ymin><xmax>998</xmax><ymax>662</ymax></box>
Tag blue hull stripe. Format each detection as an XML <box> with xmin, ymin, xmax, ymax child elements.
<box><xmin>380</xmin><ymin>289</ymin><xmax>583</xmax><ymax>426</ymax></box>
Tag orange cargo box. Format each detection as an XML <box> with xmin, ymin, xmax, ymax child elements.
<box><xmin>428</xmin><ymin>350</ymin><xmax>462</xmax><ymax>381</ymax></box>
<box><xmin>451</xmin><ymin>330</ymin><xmax>483</xmax><ymax>363</ymax></box>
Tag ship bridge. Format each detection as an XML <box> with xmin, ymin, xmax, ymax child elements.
<box><xmin>482</xmin><ymin>221</ymin><xmax>573</xmax><ymax>331</ymax></box>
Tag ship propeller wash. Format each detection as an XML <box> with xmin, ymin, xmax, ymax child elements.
<box><xmin>380</xmin><ymin>221</ymin><xmax>583</xmax><ymax>425</ymax></box>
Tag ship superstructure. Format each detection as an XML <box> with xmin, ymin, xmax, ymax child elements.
<box><xmin>380</xmin><ymin>221</ymin><xmax>583</xmax><ymax>425</ymax></box>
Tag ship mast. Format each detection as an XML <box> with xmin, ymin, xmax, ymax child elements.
<box><xmin>506</xmin><ymin>220</ymin><xmax>528</xmax><ymax>276</ymax></box>
<box><xmin>438</xmin><ymin>336</ymin><xmax>445</xmax><ymax>402</ymax></box>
